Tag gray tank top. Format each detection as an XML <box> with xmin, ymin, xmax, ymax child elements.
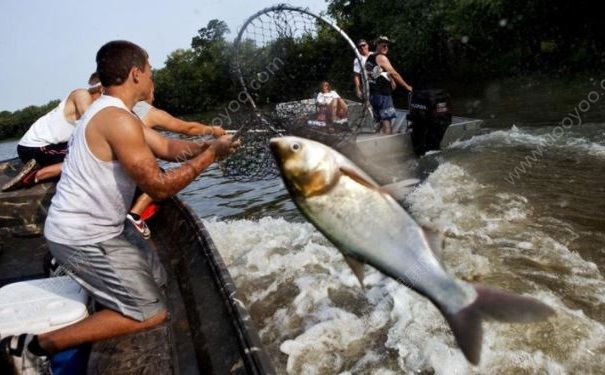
<box><xmin>45</xmin><ymin>95</ymin><xmax>137</xmax><ymax>245</ymax></box>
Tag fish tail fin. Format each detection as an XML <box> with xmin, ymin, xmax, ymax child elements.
<box><xmin>443</xmin><ymin>285</ymin><xmax>555</xmax><ymax>365</ymax></box>
<box><xmin>443</xmin><ymin>302</ymin><xmax>483</xmax><ymax>365</ymax></box>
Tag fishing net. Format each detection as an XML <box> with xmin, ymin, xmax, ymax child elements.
<box><xmin>220</xmin><ymin>4</ymin><xmax>374</xmax><ymax>181</ymax></box>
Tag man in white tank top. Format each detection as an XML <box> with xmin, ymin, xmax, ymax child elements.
<box><xmin>1</xmin><ymin>74</ymin><xmax>104</xmax><ymax>192</ymax></box>
<box><xmin>0</xmin><ymin>41</ymin><xmax>239</xmax><ymax>369</ymax></box>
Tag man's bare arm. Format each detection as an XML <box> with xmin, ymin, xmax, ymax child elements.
<box><xmin>142</xmin><ymin>126</ymin><xmax>210</xmax><ymax>162</ymax></box>
<box><xmin>144</xmin><ymin>107</ymin><xmax>225</xmax><ymax>137</ymax></box>
<box><xmin>376</xmin><ymin>55</ymin><xmax>413</xmax><ymax>92</ymax></box>
<box><xmin>69</xmin><ymin>89</ymin><xmax>95</xmax><ymax>119</ymax></box>
<box><xmin>103</xmin><ymin>110</ymin><xmax>234</xmax><ymax>200</ymax></box>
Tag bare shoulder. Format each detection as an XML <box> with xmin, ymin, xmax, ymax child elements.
<box><xmin>67</xmin><ymin>88</ymin><xmax>90</xmax><ymax>102</ymax></box>
<box><xmin>376</xmin><ymin>54</ymin><xmax>390</xmax><ymax>64</ymax></box>
<box><xmin>93</xmin><ymin>107</ymin><xmax>143</xmax><ymax>138</ymax></box>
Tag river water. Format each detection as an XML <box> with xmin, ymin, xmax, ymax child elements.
<box><xmin>1</xmin><ymin>74</ymin><xmax>604</xmax><ymax>374</ymax></box>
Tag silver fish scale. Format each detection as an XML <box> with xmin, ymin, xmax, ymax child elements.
<box><xmin>300</xmin><ymin>174</ymin><xmax>476</xmax><ymax>313</ymax></box>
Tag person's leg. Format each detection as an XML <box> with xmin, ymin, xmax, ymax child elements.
<box><xmin>381</xmin><ymin>120</ymin><xmax>392</xmax><ymax>134</ymax></box>
<box><xmin>369</xmin><ymin>94</ymin><xmax>382</xmax><ymax>132</ymax></box>
<box><xmin>316</xmin><ymin>104</ymin><xmax>328</xmax><ymax>121</ymax></box>
<box><xmin>34</xmin><ymin>162</ymin><xmax>63</xmax><ymax>182</ymax></box>
<box><xmin>45</xmin><ymin>234</ymin><xmax>168</xmax><ymax>352</ymax></box>
<box><xmin>38</xmin><ymin>309</ymin><xmax>166</xmax><ymax>354</ymax></box>
<box><xmin>127</xmin><ymin>193</ymin><xmax>154</xmax><ymax>238</ymax></box>
<box><xmin>336</xmin><ymin>98</ymin><xmax>348</xmax><ymax>118</ymax></box>
<box><xmin>377</xmin><ymin>95</ymin><xmax>396</xmax><ymax>134</ymax></box>
<box><xmin>328</xmin><ymin>99</ymin><xmax>338</xmax><ymax>121</ymax></box>
<box><xmin>3</xmin><ymin>143</ymin><xmax>67</xmax><ymax>191</ymax></box>
<box><xmin>131</xmin><ymin>193</ymin><xmax>154</xmax><ymax>216</ymax></box>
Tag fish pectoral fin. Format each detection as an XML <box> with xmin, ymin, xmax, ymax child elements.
<box><xmin>343</xmin><ymin>255</ymin><xmax>365</xmax><ymax>288</ymax></box>
<box><xmin>339</xmin><ymin>166</ymin><xmax>380</xmax><ymax>191</ymax></box>
<box><xmin>422</xmin><ymin>226</ymin><xmax>444</xmax><ymax>261</ymax></box>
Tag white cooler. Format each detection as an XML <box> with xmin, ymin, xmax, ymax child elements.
<box><xmin>0</xmin><ymin>276</ymin><xmax>88</xmax><ymax>336</ymax></box>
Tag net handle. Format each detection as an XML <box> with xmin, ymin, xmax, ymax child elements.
<box><xmin>233</xmin><ymin>3</ymin><xmax>371</xmax><ymax>114</ymax></box>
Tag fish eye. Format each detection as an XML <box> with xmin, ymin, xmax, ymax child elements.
<box><xmin>290</xmin><ymin>142</ymin><xmax>301</xmax><ymax>152</ymax></box>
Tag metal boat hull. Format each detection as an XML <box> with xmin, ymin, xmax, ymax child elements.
<box><xmin>0</xmin><ymin>158</ymin><xmax>274</xmax><ymax>374</ymax></box>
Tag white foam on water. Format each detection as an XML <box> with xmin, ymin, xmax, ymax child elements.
<box><xmin>448</xmin><ymin>126</ymin><xmax>605</xmax><ymax>159</ymax></box>
<box><xmin>204</xmin><ymin>163</ymin><xmax>605</xmax><ymax>373</ymax></box>
<box><xmin>406</xmin><ymin>162</ymin><xmax>605</xmax><ymax>371</ymax></box>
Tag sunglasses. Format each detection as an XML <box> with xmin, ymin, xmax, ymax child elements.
<box><xmin>357</xmin><ymin>44</ymin><xmax>368</xmax><ymax>48</ymax></box>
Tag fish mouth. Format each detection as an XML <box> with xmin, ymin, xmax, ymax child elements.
<box><xmin>269</xmin><ymin>137</ymin><xmax>290</xmax><ymax>164</ymax></box>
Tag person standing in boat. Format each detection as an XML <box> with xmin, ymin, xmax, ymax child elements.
<box><xmin>353</xmin><ymin>38</ymin><xmax>372</xmax><ymax>99</ymax></box>
<box><xmin>1</xmin><ymin>74</ymin><xmax>103</xmax><ymax>192</ymax></box>
<box><xmin>127</xmin><ymin>86</ymin><xmax>227</xmax><ymax>239</ymax></box>
<box><xmin>365</xmin><ymin>36</ymin><xmax>413</xmax><ymax>134</ymax></box>
<box><xmin>0</xmin><ymin>40</ymin><xmax>239</xmax><ymax>373</ymax></box>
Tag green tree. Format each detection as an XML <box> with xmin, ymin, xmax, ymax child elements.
<box><xmin>154</xmin><ymin>19</ymin><xmax>235</xmax><ymax>114</ymax></box>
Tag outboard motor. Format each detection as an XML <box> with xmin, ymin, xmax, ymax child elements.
<box><xmin>407</xmin><ymin>89</ymin><xmax>452</xmax><ymax>156</ymax></box>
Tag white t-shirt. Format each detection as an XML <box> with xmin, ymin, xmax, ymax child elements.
<box><xmin>19</xmin><ymin>97</ymin><xmax>76</xmax><ymax>147</ymax></box>
<box><xmin>353</xmin><ymin>52</ymin><xmax>373</xmax><ymax>74</ymax></box>
<box><xmin>316</xmin><ymin>90</ymin><xmax>340</xmax><ymax>105</ymax></box>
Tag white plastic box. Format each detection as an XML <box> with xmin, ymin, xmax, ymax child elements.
<box><xmin>0</xmin><ymin>276</ymin><xmax>88</xmax><ymax>336</ymax></box>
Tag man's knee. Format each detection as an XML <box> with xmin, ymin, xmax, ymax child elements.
<box><xmin>142</xmin><ymin>309</ymin><xmax>168</xmax><ymax>327</ymax></box>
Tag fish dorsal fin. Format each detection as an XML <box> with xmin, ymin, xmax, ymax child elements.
<box><xmin>343</xmin><ymin>255</ymin><xmax>365</xmax><ymax>289</ymax></box>
<box><xmin>422</xmin><ymin>226</ymin><xmax>444</xmax><ymax>261</ymax></box>
<box><xmin>339</xmin><ymin>166</ymin><xmax>380</xmax><ymax>191</ymax></box>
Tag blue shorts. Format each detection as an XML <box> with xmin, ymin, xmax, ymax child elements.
<box><xmin>370</xmin><ymin>94</ymin><xmax>397</xmax><ymax>122</ymax></box>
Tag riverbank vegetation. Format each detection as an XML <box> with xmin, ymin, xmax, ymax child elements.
<box><xmin>1</xmin><ymin>0</ymin><xmax>602</xmax><ymax>140</ymax></box>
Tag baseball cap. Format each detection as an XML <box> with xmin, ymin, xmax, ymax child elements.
<box><xmin>356</xmin><ymin>39</ymin><xmax>368</xmax><ymax>47</ymax></box>
<box><xmin>375</xmin><ymin>35</ymin><xmax>390</xmax><ymax>44</ymax></box>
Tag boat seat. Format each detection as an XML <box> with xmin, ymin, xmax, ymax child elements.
<box><xmin>0</xmin><ymin>276</ymin><xmax>88</xmax><ymax>336</ymax></box>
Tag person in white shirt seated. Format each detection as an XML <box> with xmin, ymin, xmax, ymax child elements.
<box><xmin>315</xmin><ymin>81</ymin><xmax>348</xmax><ymax>123</ymax></box>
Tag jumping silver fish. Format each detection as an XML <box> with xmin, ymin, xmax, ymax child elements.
<box><xmin>270</xmin><ymin>136</ymin><xmax>554</xmax><ymax>364</ymax></box>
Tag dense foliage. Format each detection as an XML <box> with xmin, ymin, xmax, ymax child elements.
<box><xmin>0</xmin><ymin>100</ymin><xmax>59</xmax><ymax>140</ymax></box>
<box><xmin>327</xmin><ymin>0</ymin><xmax>604</xmax><ymax>85</ymax></box>
<box><xmin>2</xmin><ymin>1</ymin><xmax>602</xmax><ymax>139</ymax></box>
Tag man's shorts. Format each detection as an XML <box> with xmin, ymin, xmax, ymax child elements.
<box><xmin>370</xmin><ymin>94</ymin><xmax>397</xmax><ymax>122</ymax></box>
<box><xmin>47</xmin><ymin>224</ymin><xmax>167</xmax><ymax>322</ymax></box>
<box><xmin>17</xmin><ymin>143</ymin><xmax>68</xmax><ymax>166</ymax></box>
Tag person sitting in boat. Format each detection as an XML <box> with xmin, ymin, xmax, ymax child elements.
<box><xmin>127</xmin><ymin>86</ymin><xmax>226</xmax><ymax>239</ymax></box>
<box><xmin>1</xmin><ymin>73</ymin><xmax>103</xmax><ymax>192</ymax></box>
<box><xmin>0</xmin><ymin>40</ymin><xmax>239</xmax><ymax>372</ymax></box>
<box><xmin>315</xmin><ymin>81</ymin><xmax>348</xmax><ymax>123</ymax></box>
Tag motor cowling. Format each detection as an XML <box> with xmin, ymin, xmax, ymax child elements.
<box><xmin>407</xmin><ymin>89</ymin><xmax>452</xmax><ymax>156</ymax></box>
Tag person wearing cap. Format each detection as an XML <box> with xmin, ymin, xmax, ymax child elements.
<box><xmin>365</xmin><ymin>36</ymin><xmax>413</xmax><ymax>134</ymax></box>
<box><xmin>2</xmin><ymin>73</ymin><xmax>104</xmax><ymax>191</ymax></box>
<box><xmin>353</xmin><ymin>39</ymin><xmax>373</xmax><ymax>99</ymax></box>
